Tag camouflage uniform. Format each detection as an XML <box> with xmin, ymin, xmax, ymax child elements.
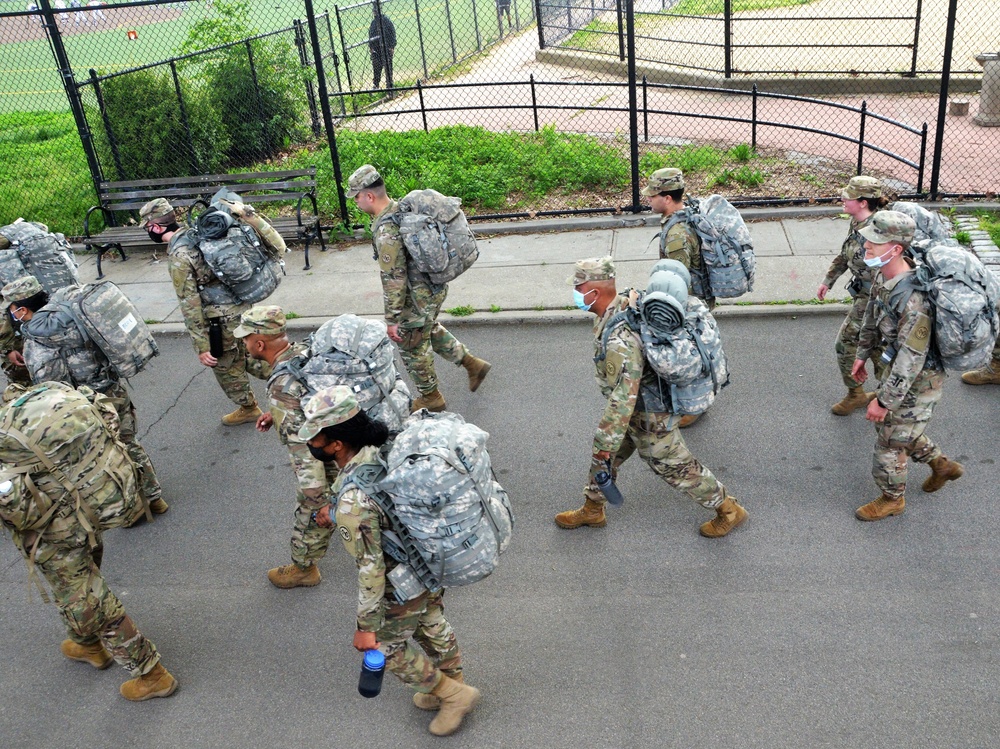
<box><xmin>659</xmin><ymin>215</ymin><xmax>715</xmax><ymax>309</ymax></box>
<box><xmin>823</xmin><ymin>214</ymin><xmax>885</xmax><ymax>387</ymax></box>
<box><xmin>0</xmin><ymin>311</ymin><xmax>30</xmax><ymax>385</ymax></box>
<box><xmin>857</xmin><ymin>267</ymin><xmax>944</xmax><ymax>499</ymax></box>
<box><xmin>585</xmin><ymin>291</ymin><xmax>728</xmax><ymax>509</ymax></box>
<box><xmin>334</xmin><ymin>445</ymin><xmax>461</xmax><ymax>693</ymax></box>
<box><xmin>265</xmin><ymin>342</ymin><xmax>337</xmax><ymax>569</ymax></box>
<box><xmin>167</xmin><ymin>227</ymin><xmax>271</xmax><ymax>405</ymax></box>
<box><xmin>371</xmin><ymin>201</ymin><xmax>468</xmax><ymax>396</ymax></box>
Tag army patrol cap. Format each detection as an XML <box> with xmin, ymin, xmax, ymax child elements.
<box><xmin>641</xmin><ymin>168</ymin><xmax>685</xmax><ymax>197</ymax></box>
<box><xmin>841</xmin><ymin>176</ymin><xmax>882</xmax><ymax>200</ymax></box>
<box><xmin>233</xmin><ymin>305</ymin><xmax>287</xmax><ymax>338</ymax></box>
<box><xmin>138</xmin><ymin>198</ymin><xmax>175</xmax><ymax>227</ymax></box>
<box><xmin>567</xmin><ymin>256</ymin><xmax>616</xmax><ymax>286</ymax></box>
<box><xmin>858</xmin><ymin>210</ymin><xmax>916</xmax><ymax>245</ymax></box>
<box><xmin>298</xmin><ymin>385</ymin><xmax>360</xmax><ymax>441</ymax></box>
<box><xmin>2</xmin><ymin>275</ymin><xmax>42</xmax><ymax>305</ymax></box>
<box><xmin>345</xmin><ymin>165</ymin><xmax>382</xmax><ymax>198</ymax></box>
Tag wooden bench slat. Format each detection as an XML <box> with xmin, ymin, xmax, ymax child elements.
<box><xmin>104</xmin><ymin>182</ymin><xmax>316</xmax><ymax>202</ymax></box>
<box><xmin>99</xmin><ymin>169</ymin><xmax>317</xmax><ymax>191</ymax></box>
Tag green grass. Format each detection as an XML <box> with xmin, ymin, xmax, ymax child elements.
<box><xmin>488</xmin><ymin>304</ymin><xmax>502</xmax><ymax>313</ymax></box>
<box><xmin>975</xmin><ymin>211</ymin><xmax>1000</xmax><ymax>246</ymax></box>
<box><xmin>955</xmin><ymin>230</ymin><xmax>972</xmax><ymax>245</ymax></box>
<box><xmin>284</xmin><ymin>312</ymin><xmax>301</xmax><ymax>320</ymax></box>
<box><xmin>641</xmin><ymin>145</ymin><xmax>724</xmax><ymax>174</ymax></box>
<box><xmin>446</xmin><ymin>304</ymin><xmax>476</xmax><ymax>316</ymax></box>
<box><xmin>670</xmin><ymin>0</ymin><xmax>817</xmax><ymax>14</ymax></box>
<box><xmin>728</xmin><ymin>143</ymin><xmax>754</xmax><ymax>163</ymax></box>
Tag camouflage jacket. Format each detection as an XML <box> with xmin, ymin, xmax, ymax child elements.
<box><xmin>0</xmin><ymin>310</ymin><xmax>22</xmax><ymax>359</ymax></box>
<box><xmin>371</xmin><ymin>200</ymin><xmax>447</xmax><ymax>328</ymax></box>
<box><xmin>265</xmin><ymin>343</ymin><xmax>338</xmax><ymax>510</ymax></box>
<box><xmin>823</xmin><ymin>213</ymin><xmax>879</xmax><ymax>292</ymax></box>
<box><xmin>334</xmin><ymin>445</ymin><xmax>399</xmax><ymax>632</ymax></box>
<box><xmin>167</xmin><ymin>228</ymin><xmax>250</xmax><ymax>353</ymax></box>
<box><xmin>857</xmin><ymin>265</ymin><xmax>939</xmax><ymax>411</ymax></box>
<box><xmin>591</xmin><ymin>292</ymin><xmax>649</xmax><ymax>455</ymax></box>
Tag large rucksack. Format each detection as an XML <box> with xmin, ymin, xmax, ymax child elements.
<box><xmin>22</xmin><ymin>281</ymin><xmax>158</xmax><ymax>382</ymax></box>
<box><xmin>600</xmin><ymin>293</ymin><xmax>729</xmax><ymax>416</ymax></box>
<box><xmin>0</xmin><ymin>219</ymin><xmax>79</xmax><ymax>293</ymax></box>
<box><xmin>0</xmin><ymin>383</ymin><xmax>142</xmax><ymax>544</ymax></box>
<box><xmin>888</xmin><ymin>202</ymin><xmax>955</xmax><ymax>246</ymax></box>
<box><xmin>269</xmin><ymin>314</ymin><xmax>411</xmax><ymax>432</ymax></box>
<box><xmin>394</xmin><ymin>189</ymin><xmax>479</xmax><ymax>285</ymax></box>
<box><xmin>886</xmin><ymin>243</ymin><xmax>1000</xmax><ymax>370</ymax></box>
<box><xmin>663</xmin><ymin>195</ymin><xmax>755</xmax><ymax>298</ymax></box>
<box><xmin>342</xmin><ymin>411</ymin><xmax>513</xmax><ymax>602</ymax></box>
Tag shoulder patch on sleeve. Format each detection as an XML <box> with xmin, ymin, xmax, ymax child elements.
<box><xmin>904</xmin><ymin>312</ymin><xmax>933</xmax><ymax>353</ymax></box>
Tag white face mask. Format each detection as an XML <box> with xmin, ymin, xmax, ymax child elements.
<box><xmin>573</xmin><ymin>288</ymin><xmax>597</xmax><ymax>311</ymax></box>
<box><xmin>863</xmin><ymin>246</ymin><xmax>897</xmax><ymax>268</ymax></box>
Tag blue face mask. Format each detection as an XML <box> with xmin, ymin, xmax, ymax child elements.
<box><xmin>573</xmin><ymin>289</ymin><xmax>595</xmax><ymax>311</ymax></box>
<box><xmin>863</xmin><ymin>247</ymin><xmax>895</xmax><ymax>269</ymax></box>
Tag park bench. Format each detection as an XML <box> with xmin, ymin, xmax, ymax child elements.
<box><xmin>83</xmin><ymin>168</ymin><xmax>326</xmax><ymax>278</ymax></box>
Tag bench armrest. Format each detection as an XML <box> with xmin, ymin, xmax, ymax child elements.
<box><xmin>84</xmin><ymin>204</ymin><xmax>115</xmax><ymax>239</ymax></box>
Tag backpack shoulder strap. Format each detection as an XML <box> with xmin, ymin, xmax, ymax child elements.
<box><xmin>596</xmin><ymin>308</ymin><xmax>639</xmax><ymax>364</ymax></box>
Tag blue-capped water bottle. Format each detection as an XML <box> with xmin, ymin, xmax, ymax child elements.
<box><xmin>358</xmin><ymin>649</ymin><xmax>386</xmax><ymax>698</ymax></box>
<box><xmin>595</xmin><ymin>461</ymin><xmax>624</xmax><ymax>506</ymax></box>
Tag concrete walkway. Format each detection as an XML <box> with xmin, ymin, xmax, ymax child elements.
<box><xmin>77</xmin><ymin>203</ymin><xmax>999</xmax><ymax>333</ymax></box>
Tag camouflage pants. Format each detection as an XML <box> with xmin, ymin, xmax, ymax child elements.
<box><xmin>397</xmin><ymin>322</ymin><xmax>468</xmax><ymax>396</ymax></box>
<box><xmin>584</xmin><ymin>411</ymin><xmax>727</xmax><ymax>509</ymax></box>
<box><xmin>107</xmin><ymin>382</ymin><xmax>161</xmax><ymax>504</ymax></box>
<box><xmin>377</xmin><ymin>589</ymin><xmax>461</xmax><ymax>693</ymax></box>
<box><xmin>290</xmin><ymin>502</ymin><xmax>334</xmax><ymax>569</ymax></box>
<box><xmin>835</xmin><ymin>292</ymin><xmax>885</xmax><ymax>388</ymax></box>
<box><xmin>872</xmin><ymin>368</ymin><xmax>945</xmax><ymax>499</ymax></box>
<box><xmin>286</xmin><ymin>441</ymin><xmax>336</xmax><ymax>569</ymax></box>
<box><xmin>209</xmin><ymin>314</ymin><xmax>263</xmax><ymax>407</ymax></box>
<box><xmin>34</xmin><ymin>541</ymin><xmax>160</xmax><ymax>675</ymax></box>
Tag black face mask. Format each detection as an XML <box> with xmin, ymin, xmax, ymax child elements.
<box><xmin>147</xmin><ymin>222</ymin><xmax>179</xmax><ymax>243</ymax></box>
<box><xmin>308</xmin><ymin>444</ymin><xmax>337</xmax><ymax>464</ymax></box>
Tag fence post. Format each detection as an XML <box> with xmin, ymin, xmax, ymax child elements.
<box><xmin>856</xmin><ymin>100</ymin><xmax>867</xmax><ymax>175</ymax></box>
<box><xmin>334</xmin><ymin>5</ymin><xmax>354</xmax><ymax>102</ymax></box>
<box><xmin>294</xmin><ymin>19</ymin><xmax>322</xmax><ymax>136</ymax></box>
<box><xmin>929</xmin><ymin>0</ymin><xmax>959</xmax><ymax>198</ymax></box>
<box><xmin>530</xmin><ymin>74</ymin><xmax>539</xmax><ymax>131</ymax></box>
<box><xmin>917</xmin><ymin>122</ymin><xmax>928</xmax><ymax>194</ymax></box>
<box><xmin>417</xmin><ymin>79</ymin><xmax>429</xmax><ymax>132</ymax></box>
<box><xmin>472</xmin><ymin>0</ymin><xmax>482</xmax><ymax>50</ymax></box>
<box><xmin>324</xmin><ymin>12</ymin><xmax>348</xmax><ymax>116</ymax></box>
<box><xmin>642</xmin><ymin>75</ymin><xmax>648</xmax><ymax>142</ymax></box>
<box><xmin>445</xmin><ymin>0</ymin><xmax>457</xmax><ymax>63</ymax></box>
<box><xmin>38</xmin><ymin>0</ymin><xmax>105</xmax><ymax>217</ymax></box>
<box><xmin>908</xmin><ymin>0</ymin><xmax>923</xmax><ymax>77</ymax></box>
<box><xmin>615</xmin><ymin>0</ymin><xmax>625</xmax><ymax>62</ymax></box>
<box><xmin>723</xmin><ymin>0</ymin><xmax>732</xmax><ymax>78</ymax></box>
<box><xmin>625</xmin><ymin>0</ymin><xmax>640</xmax><ymax>212</ymax></box>
<box><xmin>535</xmin><ymin>0</ymin><xmax>545</xmax><ymax>49</ymax></box>
<box><xmin>245</xmin><ymin>39</ymin><xmax>273</xmax><ymax>154</ymax></box>
<box><xmin>306</xmin><ymin>0</ymin><xmax>350</xmax><ymax>227</ymax></box>
<box><xmin>89</xmin><ymin>69</ymin><xmax>124</xmax><ymax>181</ymax></box>
<box><xmin>414</xmin><ymin>0</ymin><xmax>429</xmax><ymax>79</ymax></box>
<box><xmin>169</xmin><ymin>60</ymin><xmax>201</xmax><ymax>174</ymax></box>
<box><xmin>751</xmin><ymin>83</ymin><xmax>757</xmax><ymax>151</ymax></box>
<box><xmin>513</xmin><ymin>0</ymin><xmax>520</xmax><ymax>30</ymax></box>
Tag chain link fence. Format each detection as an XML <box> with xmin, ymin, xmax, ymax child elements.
<box><xmin>0</xmin><ymin>0</ymin><xmax>996</xmax><ymax>236</ymax></box>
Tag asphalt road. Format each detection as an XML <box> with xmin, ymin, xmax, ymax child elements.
<box><xmin>2</xmin><ymin>316</ymin><xmax>998</xmax><ymax>749</ymax></box>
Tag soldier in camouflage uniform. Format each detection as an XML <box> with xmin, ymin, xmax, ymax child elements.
<box><xmin>140</xmin><ymin>197</ymin><xmax>276</xmax><ymax>426</ymax></box>
<box><xmin>0</xmin><ymin>383</ymin><xmax>177</xmax><ymax>701</ymax></box>
<box><xmin>644</xmin><ymin>168</ymin><xmax>713</xmax><ymax>428</ymax></box>
<box><xmin>238</xmin><ymin>305</ymin><xmax>336</xmax><ymax>589</ymax></box>
<box><xmin>817</xmin><ymin>176</ymin><xmax>889</xmax><ymax>415</ymax></box>
<box><xmin>0</xmin><ymin>230</ymin><xmax>40</xmax><ymax>387</ymax></box>
<box><xmin>852</xmin><ymin>212</ymin><xmax>964</xmax><ymax>521</ymax></box>
<box><xmin>302</xmin><ymin>386</ymin><xmax>481</xmax><ymax>737</ymax></box>
<box><xmin>554</xmin><ymin>257</ymin><xmax>748</xmax><ymax>538</ymax></box>
<box><xmin>346</xmin><ymin>165</ymin><xmax>491</xmax><ymax>413</ymax></box>
<box><xmin>3</xmin><ymin>276</ymin><xmax>167</xmax><ymax>519</ymax></box>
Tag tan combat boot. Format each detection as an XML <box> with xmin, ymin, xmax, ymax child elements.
<box><xmin>411</xmin><ymin>389</ymin><xmax>446</xmax><ymax>413</ymax></box>
<box><xmin>461</xmin><ymin>354</ymin><xmax>492</xmax><ymax>392</ymax></box>
<box><xmin>961</xmin><ymin>364</ymin><xmax>1000</xmax><ymax>385</ymax></box>
<box><xmin>60</xmin><ymin>639</ymin><xmax>113</xmax><ymax>670</ymax></box>
<box><xmin>699</xmin><ymin>497</ymin><xmax>748</xmax><ymax>538</ymax></box>
<box><xmin>268</xmin><ymin>563</ymin><xmax>321</xmax><ymax>589</ymax></box>
<box><xmin>414</xmin><ymin>672</ymin><xmax>464</xmax><ymax>711</ymax></box>
<box><xmin>831</xmin><ymin>387</ymin><xmax>876</xmax><ymax>416</ymax></box>
<box><xmin>222</xmin><ymin>403</ymin><xmax>262</xmax><ymax>426</ymax></box>
<box><xmin>428</xmin><ymin>674</ymin><xmax>481</xmax><ymax>736</ymax></box>
<box><xmin>554</xmin><ymin>498</ymin><xmax>606</xmax><ymax>529</ymax></box>
<box><xmin>149</xmin><ymin>498</ymin><xmax>169</xmax><ymax>514</ymax></box>
<box><xmin>678</xmin><ymin>413</ymin><xmax>701</xmax><ymax>428</ymax></box>
<box><xmin>855</xmin><ymin>494</ymin><xmax>905</xmax><ymax>521</ymax></box>
<box><xmin>922</xmin><ymin>455</ymin><xmax>964</xmax><ymax>493</ymax></box>
<box><xmin>120</xmin><ymin>661</ymin><xmax>178</xmax><ymax>701</ymax></box>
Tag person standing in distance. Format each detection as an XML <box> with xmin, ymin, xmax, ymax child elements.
<box><xmin>368</xmin><ymin>4</ymin><xmax>396</xmax><ymax>91</ymax></box>
<box><xmin>346</xmin><ymin>165</ymin><xmax>491</xmax><ymax>412</ymax></box>
<box><xmin>554</xmin><ymin>257</ymin><xmax>747</xmax><ymax>537</ymax></box>
<box><xmin>851</xmin><ymin>211</ymin><xmax>964</xmax><ymax>521</ymax></box>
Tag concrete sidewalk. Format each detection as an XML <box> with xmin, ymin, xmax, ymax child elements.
<box><xmin>75</xmin><ymin>204</ymin><xmax>999</xmax><ymax>332</ymax></box>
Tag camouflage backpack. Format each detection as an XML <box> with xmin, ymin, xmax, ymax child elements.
<box><xmin>663</xmin><ymin>195</ymin><xmax>755</xmax><ymax>298</ymax></box>
<box><xmin>0</xmin><ymin>219</ymin><xmax>79</xmax><ymax>294</ymax></box>
<box><xmin>268</xmin><ymin>314</ymin><xmax>411</xmax><ymax>433</ymax></box>
<box><xmin>393</xmin><ymin>189</ymin><xmax>479</xmax><ymax>285</ymax></box>
<box><xmin>0</xmin><ymin>383</ymin><xmax>142</xmax><ymax>547</ymax></box>
<box><xmin>22</xmin><ymin>281</ymin><xmax>158</xmax><ymax>384</ymax></box>
<box><xmin>600</xmin><ymin>292</ymin><xmax>729</xmax><ymax>416</ymax></box>
<box><xmin>888</xmin><ymin>202</ymin><xmax>955</xmax><ymax>246</ymax></box>
<box><xmin>341</xmin><ymin>410</ymin><xmax>513</xmax><ymax>602</ymax></box>
<box><xmin>886</xmin><ymin>243</ymin><xmax>1000</xmax><ymax>370</ymax></box>
<box><xmin>194</xmin><ymin>191</ymin><xmax>283</xmax><ymax>305</ymax></box>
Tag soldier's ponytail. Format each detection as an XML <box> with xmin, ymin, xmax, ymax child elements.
<box><xmin>319</xmin><ymin>411</ymin><xmax>390</xmax><ymax>451</ymax></box>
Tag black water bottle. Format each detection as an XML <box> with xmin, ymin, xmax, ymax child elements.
<box><xmin>595</xmin><ymin>469</ymin><xmax>624</xmax><ymax>506</ymax></box>
<box><xmin>208</xmin><ymin>319</ymin><xmax>224</xmax><ymax>359</ymax></box>
<box><xmin>358</xmin><ymin>649</ymin><xmax>386</xmax><ymax>698</ymax></box>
